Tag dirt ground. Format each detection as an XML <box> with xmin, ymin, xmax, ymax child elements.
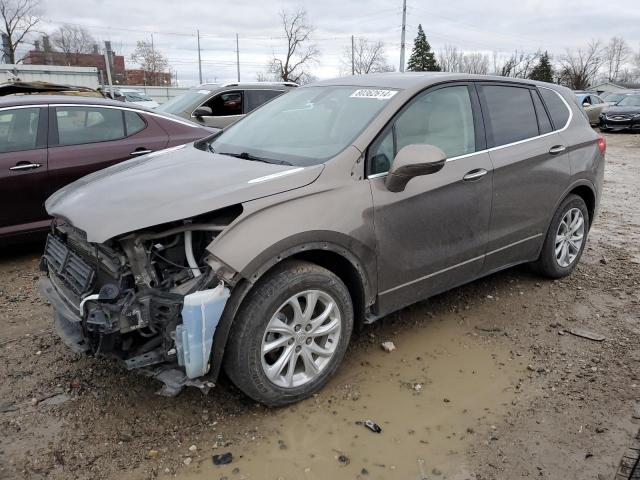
<box><xmin>1</xmin><ymin>132</ymin><xmax>639</xmax><ymax>480</ymax></box>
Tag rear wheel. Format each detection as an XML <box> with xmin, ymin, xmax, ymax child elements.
<box><xmin>531</xmin><ymin>194</ymin><xmax>589</xmax><ymax>278</ymax></box>
<box><xmin>224</xmin><ymin>260</ymin><xmax>353</xmax><ymax>406</ymax></box>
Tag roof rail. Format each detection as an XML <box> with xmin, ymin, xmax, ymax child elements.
<box><xmin>218</xmin><ymin>81</ymin><xmax>299</xmax><ymax>88</ymax></box>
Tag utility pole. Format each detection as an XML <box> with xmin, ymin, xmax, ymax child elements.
<box><xmin>399</xmin><ymin>0</ymin><xmax>407</xmax><ymax>72</ymax></box>
<box><xmin>351</xmin><ymin>35</ymin><xmax>355</xmax><ymax>75</ymax></box>
<box><xmin>197</xmin><ymin>30</ymin><xmax>202</xmax><ymax>84</ymax></box>
<box><xmin>236</xmin><ymin>33</ymin><xmax>240</xmax><ymax>82</ymax></box>
<box><xmin>150</xmin><ymin>33</ymin><xmax>155</xmax><ymax>85</ymax></box>
<box><xmin>103</xmin><ymin>51</ymin><xmax>114</xmax><ymax>99</ymax></box>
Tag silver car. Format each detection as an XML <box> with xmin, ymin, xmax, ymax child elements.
<box><xmin>40</xmin><ymin>73</ymin><xmax>605</xmax><ymax>405</ymax></box>
<box><xmin>156</xmin><ymin>82</ymin><xmax>298</xmax><ymax>129</ymax></box>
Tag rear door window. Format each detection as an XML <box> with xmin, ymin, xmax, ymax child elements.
<box><xmin>479</xmin><ymin>85</ymin><xmax>539</xmax><ymax>147</ymax></box>
<box><xmin>55</xmin><ymin>106</ymin><xmax>125</xmax><ymax>145</ymax></box>
<box><xmin>0</xmin><ymin>107</ymin><xmax>42</xmax><ymax>153</ymax></box>
<box><xmin>245</xmin><ymin>90</ymin><xmax>285</xmax><ymax>113</ymax></box>
<box><xmin>539</xmin><ymin>88</ymin><xmax>571</xmax><ymax>130</ymax></box>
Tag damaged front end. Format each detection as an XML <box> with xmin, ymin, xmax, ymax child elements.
<box><xmin>39</xmin><ymin>208</ymin><xmax>240</xmax><ymax>396</ymax></box>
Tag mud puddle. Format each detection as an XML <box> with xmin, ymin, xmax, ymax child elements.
<box><xmin>176</xmin><ymin>319</ymin><xmax>524</xmax><ymax>480</ymax></box>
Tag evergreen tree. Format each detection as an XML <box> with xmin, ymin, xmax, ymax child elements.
<box><xmin>407</xmin><ymin>25</ymin><xmax>440</xmax><ymax>72</ymax></box>
<box><xmin>529</xmin><ymin>51</ymin><xmax>555</xmax><ymax>83</ymax></box>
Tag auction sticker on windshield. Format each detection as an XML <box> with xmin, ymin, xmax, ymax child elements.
<box><xmin>350</xmin><ymin>89</ymin><xmax>398</xmax><ymax>100</ymax></box>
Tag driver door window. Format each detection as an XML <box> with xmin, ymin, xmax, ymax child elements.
<box><xmin>201</xmin><ymin>91</ymin><xmax>243</xmax><ymax>116</ymax></box>
<box><xmin>368</xmin><ymin>85</ymin><xmax>476</xmax><ymax>175</ymax></box>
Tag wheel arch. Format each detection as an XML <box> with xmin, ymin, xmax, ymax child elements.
<box><xmin>207</xmin><ymin>236</ymin><xmax>376</xmax><ymax>382</ymax></box>
<box><xmin>534</xmin><ymin>179</ymin><xmax>597</xmax><ymax>261</ymax></box>
<box><xmin>568</xmin><ymin>183</ymin><xmax>596</xmax><ymax>227</ymax></box>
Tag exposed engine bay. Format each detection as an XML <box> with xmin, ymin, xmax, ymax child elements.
<box><xmin>39</xmin><ymin>206</ymin><xmax>241</xmax><ymax>395</ymax></box>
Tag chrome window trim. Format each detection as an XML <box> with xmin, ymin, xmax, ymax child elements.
<box><xmin>379</xmin><ymin>233</ymin><xmax>543</xmax><ymax>296</ymax></box>
<box><xmin>366</xmin><ymin>86</ymin><xmax>573</xmax><ymax>179</ymax></box>
<box><xmin>42</xmin><ymin>103</ymin><xmax>203</xmax><ymax>129</ymax></box>
<box><xmin>0</xmin><ymin>104</ymin><xmax>48</xmax><ymax>110</ymax></box>
<box><xmin>537</xmin><ymin>86</ymin><xmax>573</xmax><ymax>133</ymax></box>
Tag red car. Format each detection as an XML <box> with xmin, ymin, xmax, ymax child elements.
<box><xmin>0</xmin><ymin>95</ymin><xmax>214</xmax><ymax>241</ymax></box>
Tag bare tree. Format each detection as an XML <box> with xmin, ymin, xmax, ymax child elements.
<box><xmin>437</xmin><ymin>44</ymin><xmax>461</xmax><ymax>72</ymax></box>
<box><xmin>497</xmin><ymin>50</ymin><xmax>539</xmax><ymax>78</ymax></box>
<box><xmin>266</xmin><ymin>9</ymin><xmax>319</xmax><ymax>83</ymax></box>
<box><xmin>0</xmin><ymin>0</ymin><xmax>40</xmax><ymax>63</ymax></box>
<box><xmin>438</xmin><ymin>45</ymin><xmax>489</xmax><ymax>74</ymax></box>
<box><xmin>130</xmin><ymin>40</ymin><xmax>170</xmax><ymax>86</ymax></box>
<box><xmin>604</xmin><ymin>37</ymin><xmax>631</xmax><ymax>82</ymax></box>
<box><xmin>558</xmin><ymin>40</ymin><xmax>605</xmax><ymax>89</ymax></box>
<box><xmin>461</xmin><ymin>52</ymin><xmax>490</xmax><ymax>74</ymax></box>
<box><xmin>341</xmin><ymin>37</ymin><xmax>393</xmax><ymax>75</ymax></box>
<box><xmin>51</xmin><ymin>24</ymin><xmax>96</xmax><ymax>54</ymax></box>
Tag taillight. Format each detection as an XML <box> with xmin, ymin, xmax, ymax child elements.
<box><xmin>598</xmin><ymin>136</ymin><xmax>606</xmax><ymax>154</ymax></box>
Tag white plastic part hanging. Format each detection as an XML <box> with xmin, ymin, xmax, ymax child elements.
<box><xmin>184</xmin><ymin>230</ymin><xmax>201</xmax><ymax>278</ymax></box>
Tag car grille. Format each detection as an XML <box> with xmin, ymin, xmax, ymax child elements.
<box><xmin>606</xmin><ymin>114</ymin><xmax>631</xmax><ymax>121</ymax></box>
<box><xmin>44</xmin><ymin>234</ymin><xmax>95</xmax><ymax>296</ymax></box>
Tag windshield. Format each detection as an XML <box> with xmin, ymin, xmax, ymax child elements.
<box><xmin>157</xmin><ymin>88</ymin><xmax>216</xmax><ymax>114</ymax></box>
<box><xmin>124</xmin><ymin>91</ymin><xmax>153</xmax><ymax>102</ymax></box>
<box><xmin>617</xmin><ymin>94</ymin><xmax>640</xmax><ymax>107</ymax></box>
<box><xmin>207</xmin><ymin>86</ymin><xmax>398</xmax><ymax>166</ymax></box>
<box><xmin>605</xmin><ymin>93</ymin><xmax>625</xmax><ymax>103</ymax></box>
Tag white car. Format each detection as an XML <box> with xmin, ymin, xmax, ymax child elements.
<box><xmin>113</xmin><ymin>88</ymin><xmax>159</xmax><ymax>108</ymax></box>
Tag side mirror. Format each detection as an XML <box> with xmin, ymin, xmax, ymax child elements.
<box><xmin>385</xmin><ymin>144</ymin><xmax>446</xmax><ymax>193</ymax></box>
<box><xmin>193</xmin><ymin>106</ymin><xmax>213</xmax><ymax>117</ymax></box>
<box><xmin>582</xmin><ymin>102</ymin><xmax>591</xmax><ymax>108</ymax></box>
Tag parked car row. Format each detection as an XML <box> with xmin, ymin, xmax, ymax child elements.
<box><xmin>1</xmin><ymin>82</ymin><xmax>301</xmax><ymax>241</ymax></box>
<box><xmin>575</xmin><ymin>89</ymin><xmax>640</xmax><ymax>132</ymax></box>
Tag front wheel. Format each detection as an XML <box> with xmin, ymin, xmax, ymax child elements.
<box><xmin>223</xmin><ymin>260</ymin><xmax>353</xmax><ymax>406</ymax></box>
<box><xmin>531</xmin><ymin>194</ymin><xmax>589</xmax><ymax>278</ymax></box>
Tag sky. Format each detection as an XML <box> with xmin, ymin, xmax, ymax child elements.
<box><xmin>35</xmin><ymin>0</ymin><xmax>640</xmax><ymax>86</ymax></box>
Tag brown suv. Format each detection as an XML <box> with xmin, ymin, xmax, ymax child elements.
<box><xmin>0</xmin><ymin>95</ymin><xmax>212</xmax><ymax>241</ymax></box>
<box><xmin>39</xmin><ymin>73</ymin><xmax>605</xmax><ymax>405</ymax></box>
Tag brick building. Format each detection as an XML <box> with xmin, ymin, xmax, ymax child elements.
<box><xmin>125</xmin><ymin>69</ymin><xmax>172</xmax><ymax>86</ymax></box>
<box><xmin>23</xmin><ymin>37</ymin><xmax>172</xmax><ymax>86</ymax></box>
<box><xmin>23</xmin><ymin>39</ymin><xmax>126</xmax><ymax>84</ymax></box>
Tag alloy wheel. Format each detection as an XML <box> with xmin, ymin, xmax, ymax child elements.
<box><xmin>260</xmin><ymin>290</ymin><xmax>341</xmax><ymax>388</ymax></box>
<box><xmin>555</xmin><ymin>207</ymin><xmax>585</xmax><ymax>268</ymax></box>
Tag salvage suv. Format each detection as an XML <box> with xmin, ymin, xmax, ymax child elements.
<box><xmin>39</xmin><ymin>73</ymin><xmax>605</xmax><ymax>406</ymax></box>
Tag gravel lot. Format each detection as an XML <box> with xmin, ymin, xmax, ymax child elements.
<box><xmin>1</xmin><ymin>132</ymin><xmax>639</xmax><ymax>480</ymax></box>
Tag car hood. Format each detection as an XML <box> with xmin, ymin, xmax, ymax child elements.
<box><xmin>46</xmin><ymin>144</ymin><xmax>323</xmax><ymax>243</ymax></box>
<box><xmin>605</xmin><ymin>105</ymin><xmax>640</xmax><ymax>115</ymax></box>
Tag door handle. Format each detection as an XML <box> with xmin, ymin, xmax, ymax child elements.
<box><xmin>549</xmin><ymin>145</ymin><xmax>566</xmax><ymax>155</ymax></box>
<box><xmin>9</xmin><ymin>163</ymin><xmax>42</xmax><ymax>171</ymax></box>
<box><xmin>130</xmin><ymin>149</ymin><xmax>153</xmax><ymax>156</ymax></box>
<box><xmin>463</xmin><ymin>168</ymin><xmax>488</xmax><ymax>181</ymax></box>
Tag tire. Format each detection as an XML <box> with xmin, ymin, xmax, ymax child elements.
<box><xmin>223</xmin><ymin>260</ymin><xmax>354</xmax><ymax>406</ymax></box>
<box><xmin>531</xmin><ymin>194</ymin><xmax>589</xmax><ymax>278</ymax></box>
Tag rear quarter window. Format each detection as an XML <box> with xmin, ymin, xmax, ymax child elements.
<box><xmin>124</xmin><ymin>111</ymin><xmax>146</xmax><ymax>136</ymax></box>
<box><xmin>539</xmin><ymin>88</ymin><xmax>571</xmax><ymax>130</ymax></box>
<box><xmin>480</xmin><ymin>85</ymin><xmax>539</xmax><ymax>147</ymax></box>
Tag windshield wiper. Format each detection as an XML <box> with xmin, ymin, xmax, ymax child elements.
<box><xmin>218</xmin><ymin>151</ymin><xmax>292</xmax><ymax>166</ymax></box>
